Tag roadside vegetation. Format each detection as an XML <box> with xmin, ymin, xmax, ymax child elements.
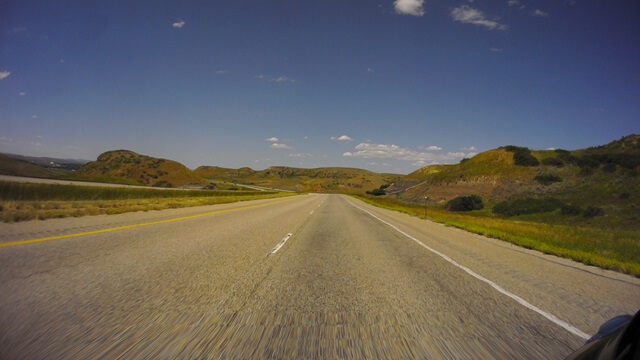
<box><xmin>0</xmin><ymin>182</ymin><xmax>294</xmax><ymax>223</ymax></box>
<box><xmin>355</xmin><ymin>195</ymin><xmax>640</xmax><ymax>277</ymax></box>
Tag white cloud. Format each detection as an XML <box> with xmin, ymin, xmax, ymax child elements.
<box><xmin>60</xmin><ymin>59</ymin><xmax>65</xmax><ymax>64</ymax></box>
<box><xmin>343</xmin><ymin>142</ymin><xmax>468</xmax><ymax>164</ymax></box>
<box><xmin>367</xmin><ymin>68</ymin><xmax>374</xmax><ymax>73</ymax></box>
<box><xmin>270</xmin><ymin>143</ymin><xmax>292</xmax><ymax>150</ymax></box>
<box><xmin>394</xmin><ymin>0</ymin><xmax>425</xmax><ymax>16</ymax></box>
<box><xmin>466</xmin><ymin>152</ymin><xmax>478</xmax><ymax>158</ymax></box>
<box><xmin>418</xmin><ymin>145</ymin><xmax>442</xmax><ymax>151</ymax></box>
<box><xmin>19</xmin><ymin>91</ymin><xmax>27</xmax><ymax>96</ymax></box>
<box><xmin>447</xmin><ymin>152</ymin><xmax>466</xmax><ymax>158</ymax></box>
<box><xmin>32</xmin><ymin>115</ymin><xmax>37</xmax><ymax>119</ymax></box>
<box><xmin>273</xmin><ymin>76</ymin><xmax>295</xmax><ymax>83</ymax></box>
<box><xmin>532</xmin><ymin>9</ymin><xmax>549</xmax><ymax>17</ymax></box>
<box><xmin>451</xmin><ymin>5</ymin><xmax>508</xmax><ymax>30</ymax></box>
<box><xmin>7</xmin><ymin>27</ymin><xmax>27</xmax><ymax>34</ymax></box>
<box><xmin>265</xmin><ymin>137</ymin><xmax>279</xmax><ymax>142</ymax></box>
<box><xmin>461</xmin><ymin>146</ymin><xmax>477</xmax><ymax>151</ymax></box>
<box><xmin>216</xmin><ymin>70</ymin><xmax>228</xmax><ymax>74</ymax></box>
<box><xmin>303</xmin><ymin>136</ymin><xmax>308</xmax><ymax>140</ymax></box>
<box><xmin>330</xmin><ymin>135</ymin><xmax>354</xmax><ymax>142</ymax></box>
<box><xmin>507</xmin><ymin>0</ymin><xmax>520</xmax><ymax>6</ymax></box>
<box><xmin>491</xmin><ymin>48</ymin><xmax>503</xmax><ymax>52</ymax></box>
<box><xmin>288</xmin><ymin>153</ymin><xmax>312</xmax><ymax>158</ymax></box>
<box><xmin>0</xmin><ymin>71</ymin><xmax>10</xmax><ymax>80</ymax></box>
<box><xmin>36</xmin><ymin>135</ymin><xmax>43</xmax><ymax>139</ymax></box>
<box><xmin>546</xmin><ymin>147</ymin><xmax>556</xmax><ymax>151</ymax></box>
<box><xmin>172</xmin><ymin>20</ymin><xmax>186</xmax><ymax>28</ymax></box>
<box><xmin>258</xmin><ymin>74</ymin><xmax>296</xmax><ymax>83</ymax></box>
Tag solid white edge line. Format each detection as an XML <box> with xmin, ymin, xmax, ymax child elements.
<box><xmin>348</xmin><ymin>200</ymin><xmax>591</xmax><ymax>340</ymax></box>
<box><xmin>270</xmin><ymin>233</ymin><xmax>293</xmax><ymax>255</ymax></box>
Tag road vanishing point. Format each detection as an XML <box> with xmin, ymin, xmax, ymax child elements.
<box><xmin>1</xmin><ymin>194</ymin><xmax>638</xmax><ymax>359</ymax></box>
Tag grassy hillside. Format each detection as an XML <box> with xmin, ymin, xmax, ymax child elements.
<box><xmin>194</xmin><ymin>166</ymin><xmax>257</xmax><ymax>180</ymax></box>
<box><xmin>390</xmin><ymin>135</ymin><xmax>639</xmax><ymax>200</ymax></box>
<box><xmin>0</xmin><ymin>154</ymin><xmax>64</xmax><ymax>178</ymax></box>
<box><xmin>195</xmin><ymin>165</ymin><xmax>400</xmax><ymax>194</ymax></box>
<box><xmin>77</xmin><ymin>150</ymin><xmax>209</xmax><ymax>188</ymax></box>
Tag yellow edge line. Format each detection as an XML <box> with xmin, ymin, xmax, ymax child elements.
<box><xmin>0</xmin><ymin>196</ymin><xmax>299</xmax><ymax>249</ymax></box>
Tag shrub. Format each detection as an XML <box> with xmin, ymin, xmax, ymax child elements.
<box><xmin>534</xmin><ymin>174</ymin><xmax>563</xmax><ymax>186</ymax></box>
<box><xmin>446</xmin><ymin>195</ymin><xmax>484</xmax><ymax>212</ymax></box>
<box><xmin>541</xmin><ymin>157</ymin><xmax>564</xmax><ymax>167</ymax></box>
<box><xmin>577</xmin><ymin>156</ymin><xmax>600</xmax><ymax>170</ymax></box>
<box><xmin>460</xmin><ymin>158</ymin><xmax>470</xmax><ymax>163</ymax></box>
<box><xmin>583</xmin><ymin>206</ymin><xmax>604</xmax><ymax>218</ymax></box>
<box><xmin>367</xmin><ymin>184</ymin><xmax>390</xmax><ymax>196</ymax></box>
<box><xmin>614</xmin><ymin>154</ymin><xmax>640</xmax><ymax>169</ymax></box>
<box><xmin>560</xmin><ymin>204</ymin><xmax>582</xmax><ymax>216</ymax></box>
<box><xmin>579</xmin><ymin>167</ymin><xmax>594</xmax><ymax>176</ymax></box>
<box><xmin>513</xmin><ymin>150</ymin><xmax>540</xmax><ymax>166</ymax></box>
<box><xmin>502</xmin><ymin>146</ymin><xmax>540</xmax><ymax>166</ymax></box>
<box><xmin>619</xmin><ymin>192</ymin><xmax>630</xmax><ymax>200</ymax></box>
<box><xmin>152</xmin><ymin>180</ymin><xmax>173</xmax><ymax>188</ymax></box>
<box><xmin>366</xmin><ymin>188</ymin><xmax>386</xmax><ymax>196</ymax></box>
<box><xmin>502</xmin><ymin>145</ymin><xmax>528</xmax><ymax>153</ymax></box>
<box><xmin>556</xmin><ymin>151</ymin><xmax>579</xmax><ymax>165</ymax></box>
<box><xmin>602</xmin><ymin>163</ymin><xmax>617</xmax><ymax>173</ymax></box>
<box><xmin>492</xmin><ymin>197</ymin><xmax>564</xmax><ymax>217</ymax></box>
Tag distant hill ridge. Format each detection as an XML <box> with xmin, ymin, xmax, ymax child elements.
<box><xmin>77</xmin><ymin>150</ymin><xmax>209</xmax><ymax>188</ymax></box>
<box><xmin>195</xmin><ymin>165</ymin><xmax>399</xmax><ymax>193</ymax></box>
<box><xmin>0</xmin><ymin>153</ymin><xmax>62</xmax><ymax>178</ymax></box>
<box><xmin>1</xmin><ymin>135</ymin><xmax>637</xmax><ymax>197</ymax></box>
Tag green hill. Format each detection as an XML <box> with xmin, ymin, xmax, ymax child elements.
<box><xmin>387</xmin><ymin>135</ymin><xmax>640</xmax><ymax>229</ymax></box>
<box><xmin>77</xmin><ymin>150</ymin><xmax>209</xmax><ymax>188</ymax></box>
<box><xmin>195</xmin><ymin>165</ymin><xmax>400</xmax><ymax>194</ymax></box>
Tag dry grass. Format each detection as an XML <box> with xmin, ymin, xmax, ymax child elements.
<box><xmin>0</xmin><ymin>193</ymin><xmax>294</xmax><ymax>223</ymax></box>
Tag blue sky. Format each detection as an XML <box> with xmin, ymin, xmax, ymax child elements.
<box><xmin>1</xmin><ymin>0</ymin><xmax>638</xmax><ymax>174</ymax></box>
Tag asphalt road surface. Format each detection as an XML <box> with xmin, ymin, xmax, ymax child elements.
<box><xmin>1</xmin><ymin>194</ymin><xmax>638</xmax><ymax>359</ymax></box>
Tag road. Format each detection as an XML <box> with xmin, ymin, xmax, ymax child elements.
<box><xmin>0</xmin><ymin>194</ymin><xmax>638</xmax><ymax>359</ymax></box>
<box><xmin>0</xmin><ymin>174</ymin><xmax>201</xmax><ymax>190</ymax></box>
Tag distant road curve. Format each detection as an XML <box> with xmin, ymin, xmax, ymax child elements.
<box><xmin>217</xmin><ymin>181</ymin><xmax>296</xmax><ymax>193</ymax></box>
<box><xmin>0</xmin><ymin>174</ymin><xmax>193</xmax><ymax>190</ymax></box>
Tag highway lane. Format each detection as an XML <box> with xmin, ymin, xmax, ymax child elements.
<box><xmin>0</xmin><ymin>194</ymin><xmax>638</xmax><ymax>359</ymax></box>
